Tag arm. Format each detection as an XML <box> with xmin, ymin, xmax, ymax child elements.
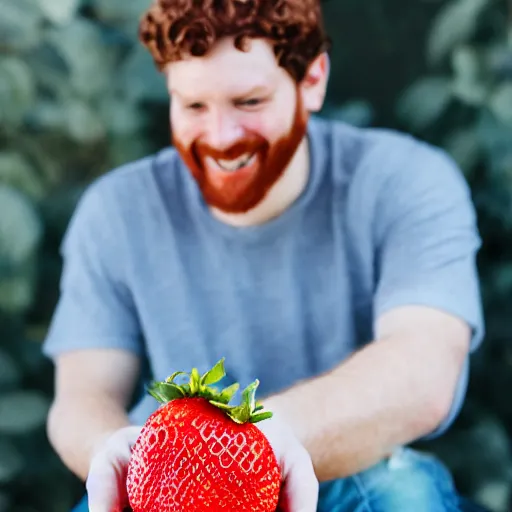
<box><xmin>266</xmin><ymin>141</ymin><xmax>483</xmax><ymax>482</ymax></box>
<box><xmin>265</xmin><ymin>305</ymin><xmax>470</xmax><ymax>482</ymax></box>
<box><xmin>42</xmin><ymin>182</ymin><xmax>145</xmax><ymax>485</ymax></box>
<box><xmin>47</xmin><ymin>348</ymin><xmax>141</xmax><ymax>481</ymax></box>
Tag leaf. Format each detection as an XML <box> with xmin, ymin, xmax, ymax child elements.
<box><xmin>227</xmin><ymin>403</ymin><xmax>251</xmax><ymax>424</ymax></box>
<box><xmin>453</xmin><ymin>45</ymin><xmax>481</xmax><ymax>80</ymax></box>
<box><xmin>217</xmin><ymin>383</ymin><xmax>240</xmax><ymax>404</ymax></box>
<box><xmin>0</xmin><ymin>0</ymin><xmax>43</xmax><ymax>52</ymax></box>
<box><xmin>208</xmin><ymin>400</ymin><xmax>234</xmax><ymax>411</ymax></box>
<box><xmin>241</xmin><ymin>379</ymin><xmax>259</xmax><ymax>412</ymax></box>
<box><xmin>452</xmin><ymin>78</ymin><xmax>488</xmax><ymax>106</ymax></box>
<box><xmin>161</xmin><ymin>382</ymin><xmax>186</xmax><ymax>400</ymax></box>
<box><xmin>0</xmin><ymin>185</ymin><xmax>42</xmax><ymax>271</ymax></box>
<box><xmin>254</xmin><ymin>401</ymin><xmax>264</xmax><ymax>412</ymax></box>
<box><xmin>119</xmin><ymin>45</ymin><xmax>168</xmax><ymax>104</ymax></box>
<box><xmin>427</xmin><ymin>0</ymin><xmax>490</xmax><ymax>65</ymax></box>
<box><xmin>165</xmin><ymin>371</ymin><xmax>187</xmax><ymax>384</ymax></box>
<box><xmin>0</xmin><ymin>439</ymin><xmax>24</xmax><ymax>484</ymax></box>
<box><xmin>0</xmin><ymin>57</ymin><xmax>36</xmax><ymax>127</ymax></box>
<box><xmin>0</xmin><ymin>274</ymin><xmax>37</xmax><ymax>314</ymax></box>
<box><xmin>36</xmin><ymin>0</ymin><xmax>80</xmax><ymax>25</ymax></box>
<box><xmin>148</xmin><ymin>387</ymin><xmax>167</xmax><ymax>403</ymax></box>
<box><xmin>64</xmin><ymin>99</ymin><xmax>106</xmax><ymax>144</ymax></box>
<box><xmin>201</xmin><ymin>358</ymin><xmax>226</xmax><ymax>386</ymax></box>
<box><xmin>0</xmin><ymin>391</ymin><xmax>50</xmax><ymax>434</ymax></box>
<box><xmin>91</xmin><ymin>0</ymin><xmax>149</xmax><ymax>22</ymax></box>
<box><xmin>395</xmin><ymin>77</ymin><xmax>453</xmax><ymax>131</ymax></box>
<box><xmin>489</xmin><ymin>84</ymin><xmax>512</xmax><ymax>125</ymax></box>
<box><xmin>26</xmin><ymin>99</ymin><xmax>67</xmax><ymax>133</ymax></box>
<box><xmin>0</xmin><ymin>350</ymin><xmax>21</xmax><ymax>392</ymax></box>
<box><xmin>189</xmin><ymin>368</ymin><xmax>201</xmax><ymax>394</ymax></box>
<box><xmin>0</xmin><ymin>152</ymin><xmax>46</xmax><ymax>200</ymax></box>
<box><xmin>22</xmin><ymin>42</ymin><xmax>70</xmax><ymax>100</ymax></box>
<box><xmin>98</xmin><ymin>96</ymin><xmax>149</xmax><ymax>136</ymax></box>
<box><xmin>476</xmin><ymin>109</ymin><xmax>512</xmax><ymax>175</ymax></box>
<box><xmin>149</xmin><ymin>382</ymin><xmax>185</xmax><ymax>402</ymax></box>
<box><xmin>490</xmin><ymin>264</ymin><xmax>512</xmax><ymax>297</ymax></box>
<box><xmin>451</xmin><ymin>45</ymin><xmax>489</xmax><ymax>106</ymax></box>
<box><xmin>485</xmin><ymin>42</ymin><xmax>512</xmax><ymax>78</ymax></box>
<box><xmin>443</xmin><ymin>127</ymin><xmax>482</xmax><ymax>176</ymax></box>
<box><xmin>249</xmin><ymin>411</ymin><xmax>273</xmax><ymax>424</ymax></box>
<box><xmin>48</xmin><ymin>18</ymin><xmax>116</xmax><ymax>99</ymax></box>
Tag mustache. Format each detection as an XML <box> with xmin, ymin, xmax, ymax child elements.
<box><xmin>194</xmin><ymin>135</ymin><xmax>267</xmax><ymax>161</ymax></box>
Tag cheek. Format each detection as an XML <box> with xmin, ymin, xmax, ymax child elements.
<box><xmin>170</xmin><ymin>111</ymin><xmax>201</xmax><ymax>146</ymax></box>
<box><xmin>242</xmin><ymin>112</ymin><xmax>291</xmax><ymax>143</ymax></box>
<box><xmin>241</xmin><ymin>117</ymin><xmax>266</xmax><ymax>136</ymax></box>
<box><xmin>257</xmin><ymin>92</ymin><xmax>298</xmax><ymax>140</ymax></box>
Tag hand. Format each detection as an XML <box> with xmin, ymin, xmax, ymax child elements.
<box><xmin>86</xmin><ymin>426</ymin><xmax>142</xmax><ymax>512</ymax></box>
<box><xmin>256</xmin><ymin>414</ymin><xmax>319</xmax><ymax>512</ymax></box>
<box><xmin>85</xmin><ymin>417</ymin><xmax>318</xmax><ymax>512</ymax></box>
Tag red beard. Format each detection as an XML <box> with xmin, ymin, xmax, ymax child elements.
<box><xmin>173</xmin><ymin>92</ymin><xmax>308</xmax><ymax>213</ymax></box>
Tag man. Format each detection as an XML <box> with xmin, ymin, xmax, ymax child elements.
<box><xmin>43</xmin><ymin>0</ymin><xmax>485</xmax><ymax>511</ymax></box>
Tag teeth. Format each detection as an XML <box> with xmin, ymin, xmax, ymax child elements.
<box><xmin>216</xmin><ymin>153</ymin><xmax>254</xmax><ymax>172</ymax></box>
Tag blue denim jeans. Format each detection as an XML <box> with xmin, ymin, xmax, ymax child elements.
<box><xmin>71</xmin><ymin>447</ymin><xmax>464</xmax><ymax>511</ymax></box>
<box><xmin>318</xmin><ymin>447</ymin><xmax>462</xmax><ymax>512</ymax></box>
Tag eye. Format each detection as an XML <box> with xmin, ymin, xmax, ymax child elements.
<box><xmin>187</xmin><ymin>102</ymin><xmax>205</xmax><ymax>111</ymax></box>
<box><xmin>237</xmin><ymin>98</ymin><xmax>264</xmax><ymax>108</ymax></box>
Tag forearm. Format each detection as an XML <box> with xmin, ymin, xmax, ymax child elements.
<box><xmin>265</xmin><ymin>334</ymin><xmax>466</xmax><ymax>481</ymax></box>
<box><xmin>47</xmin><ymin>394</ymin><xmax>132</xmax><ymax>481</ymax></box>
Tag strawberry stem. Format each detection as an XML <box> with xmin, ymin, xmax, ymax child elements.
<box><xmin>147</xmin><ymin>358</ymin><xmax>273</xmax><ymax>424</ymax></box>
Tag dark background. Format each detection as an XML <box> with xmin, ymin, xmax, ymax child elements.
<box><xmin>0</xmin><ymin>0</ymin><xmax>511</xmax><ymax>510</ymax></box>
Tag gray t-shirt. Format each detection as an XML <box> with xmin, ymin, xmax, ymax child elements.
<box><xmin>42</xmin><ymin>116</ymin><xmax>484</xmax><ymax>438</ymax></box>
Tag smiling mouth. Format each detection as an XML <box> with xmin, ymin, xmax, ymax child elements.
<box><xmin>205</xmin><ymin>153</ymin><xmax>257</xmax><ymax>173</ymax></box>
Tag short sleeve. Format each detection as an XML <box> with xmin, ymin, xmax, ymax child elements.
<box><xmin>42</xmin><ymin>181</ymin><xmax>143</xmax><ymax>359</ymax></box>
<box><xmin>372</xmin><ymin>141</ymin><xmax>485</xmax><ymax>437</ymax></box>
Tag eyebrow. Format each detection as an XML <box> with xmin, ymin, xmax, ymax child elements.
<box><xmin>233</xmin><ymin>85</ymin><xmax>271</xmax><ymax>100</ymax></box>
<box><xmin>170</xmin><ymin>84</ymin><xmax>272</xmax><ymax>103</ymax></box>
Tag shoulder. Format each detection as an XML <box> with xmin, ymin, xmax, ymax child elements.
<box><xmin>311</xmin><ymin>116</ymin><xmax>473</xmax><ymax>208</ymax></box>
<box><xmin>72</xmin><ymin>146</ymin><xmax>185</xmax><ymax>224</ymax></box>
<box><xmin>312</xmin><ymin>115</ymin><xmax>464</xmax><ymax>184</ymax></box>
<box><xmin>85</xmin><ymin>146</ymin><xmax>181</xmax><ymax>205</ymax></box>
<box><xmin>63</xmin><ymin>146</ymin><xmax>184</xmax><ymax>249</ymax></box>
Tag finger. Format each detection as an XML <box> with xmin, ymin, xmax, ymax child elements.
<box><xmin>279</xmin><ymin>448</ymin><xmax>319</xmax><ymax>512</ymax></box>
<box><xmin>86</xmin><ymin>454</ymin><xmax>129</xmax><ymax>512</ymax></box>
<box><xmin>87</xmin><ymin>427</ymin><xmax>141</xmax><ymax>512</ymax></box>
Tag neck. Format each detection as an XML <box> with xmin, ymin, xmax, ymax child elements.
<box><xmin>209</xmin><ymin>136</ymin><xmax>310</xmax><ymax>227</ymax></box>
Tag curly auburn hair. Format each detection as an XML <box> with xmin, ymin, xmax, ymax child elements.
<box><xmin>138</xmin><ymin>0</ymin><xmax>331</xmax><ymax>83</ymax></box>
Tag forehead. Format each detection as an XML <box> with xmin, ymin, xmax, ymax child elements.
<box><xmin>166</xmin><ymin>38</ymin><xmax>284</xmax><ymax>98</ymax></box>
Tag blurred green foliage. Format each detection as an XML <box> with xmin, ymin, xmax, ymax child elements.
<box><xmin>0</xmin><ymin>0</ymin><xmax>511</xmax><ymax>511</ymax></box>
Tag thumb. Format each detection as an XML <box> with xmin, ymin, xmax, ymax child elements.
<box><xmin>86</xmin><ymin>451</ymin><xmax>130</xmax><ymax>512</ymax></box>
<box><xmin>86</xmin><ymin>426</ymin><xmax>141</xmax><ymax>512</ymax></box>
<box><xmin>279</xmin><ymin>447</ymin><xmax>319</xmax><ymax>512</ymax></box>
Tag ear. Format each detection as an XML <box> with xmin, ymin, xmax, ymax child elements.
<box><xmin>300</xmin><ymin>52</ymin><xmax>330</xmax><ymax>112</ymax></box>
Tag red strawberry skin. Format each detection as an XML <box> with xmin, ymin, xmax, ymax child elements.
<box><xmin>126</xmin><ymin>397</ymin><xmax>281</xmax><ymax>512</ymax></box>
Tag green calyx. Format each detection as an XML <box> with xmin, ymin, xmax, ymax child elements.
<box><xmin>147</xmin><ymin>358</ymin><xmax>273</xmax><ymax>425</ymax></box>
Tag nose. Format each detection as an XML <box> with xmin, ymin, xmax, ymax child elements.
<box><xmin>206</xmin><ymin>108</ymin><xmax>242</xmax><ymax>150</ymax></box>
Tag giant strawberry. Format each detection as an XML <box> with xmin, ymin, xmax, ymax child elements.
<box><xmin>126</xmin><ymin>358</ymin><xmax>281</xmax><ymax>512</ymax></box>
